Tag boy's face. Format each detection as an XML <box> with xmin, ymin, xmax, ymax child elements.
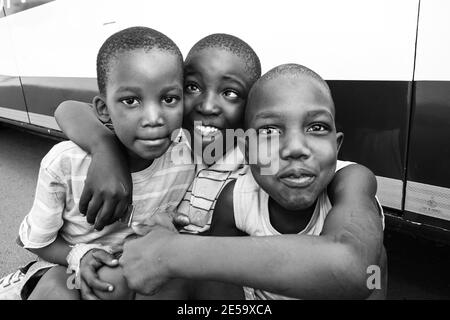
<box><xmin>102</xmin><ymin>49</ymin><xmax>183</xmax><ymax>170</ymax></box>
<box><xmin>183</xmin><ymin>48</ymin><xmax>254</xmax><ymax>153</ymax></box>
<box><xmin>247</xmin><ymin>76</ymin><xmax>343</xmax><ymax>211</ymax></box>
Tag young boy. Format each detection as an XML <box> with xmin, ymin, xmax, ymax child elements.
<box><xmin>0</xmin><ymin>33</ymin><xmax>260</xmax><ymax>300</ymax></box>
<box><xmin>53</xmin><ymin>33</ymin><xmax>262</xmax><ymax>235</ymax></box>
<box><xmin>118</xmin><ymin>64</ymin><xmax>387</xmax><ymax>300</ymax></box>
<box><xmin>13</xmin><ymin>26</ymin><xmax>194</xmax><ymax>300</ymax></box>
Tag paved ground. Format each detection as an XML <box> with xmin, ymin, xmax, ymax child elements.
<box><xmin>0</xmin><ymin>124</ymin><xmax>60</xmax><ymax>274</ymax></box>
<box><xmin>1</xmin><ymin>124</ymin><xmax>449</xmax><ymax>299</ymax></box>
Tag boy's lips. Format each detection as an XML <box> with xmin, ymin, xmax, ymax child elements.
<box><xmin>137</xmin><ymin>137</ymin><xmax>169</xmax><ymax>147</ymax></box>
<box><xmin>277</xmin><ymin>167</ymin><xmax>317</xmax><ymax>188</ymax></box>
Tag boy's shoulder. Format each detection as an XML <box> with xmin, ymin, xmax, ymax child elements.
<box><xmin>41</xmin><ymin>140</ymin><xmax>91</xmax><ymax>177</ymax></box>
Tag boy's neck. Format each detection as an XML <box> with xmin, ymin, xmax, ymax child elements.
<box><xmin>268</xmin><ymin>197</ymin><xmax>317</xmax><ymax>234</ymax></box>
<box><xmin>126</xmin><ymin>151</ymin><xmax>154</xmax><ymax>173</ymax></box>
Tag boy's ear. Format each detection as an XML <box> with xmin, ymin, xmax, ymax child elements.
<box><xmin>336</xmin><ymin>132</ymin><xmax>344</xmax><ymax>153</ymax></box>
<box><xmin>92</xmin><ymin>95</ymin><xmax>111</xmax><ymax>123</ymax></box>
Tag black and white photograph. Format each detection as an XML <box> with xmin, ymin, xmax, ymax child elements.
<box><xmin>0</xmin><ymin>0</ymin><xmax>449</xmax><ymax>306</ymax></box>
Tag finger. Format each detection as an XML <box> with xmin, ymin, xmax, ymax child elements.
<box><xmin>92</xmin><ymin>250</ymin><xmax>119</xmax><ymax>267</ymax></box>
<box><xmin>80</xmin><ymin>278</ymin><xmax>100</xmax><ymax>300</ymax></box>
<box><xmin>173</xmin><ymin>213</ymin><xmax>191</xmax><ymax>229</ymax></box>
<box><xmin>113</xmin><ymin>201</ymin><xmax>129</xmax><ymax>224</ymax></box>
<box><xmin>79</xmin><ymin>186</ymin><xmax>93</xmax><ymax>215</ymax></box>
<box><xmin>83</xmin><ymin>264</ymin><xmax>114</xmax><ymax>292</ymax></box>
<box><xmin>94</xmin><ymin>199</ymin><xmax>118</xmax><ymax>230</ymax></box>
<box><xmin>86</xmin><ymin>196</ymin><xmax>103</xmax><ymax>225</ymax></box>
<box><xmin>110</xmin><ymin>244</ymin><xmax>123</xmax><ymax>255</ymax></box>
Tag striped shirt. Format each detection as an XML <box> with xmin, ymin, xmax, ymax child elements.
<box><xmin>178</xmin><ymin>146</ymin><xmax>248</xmax><ymax>234</ymax></box>
<box><xmin>19</xmin><ymin>138</ymin><xmax>195</xmax><ymax>249</ymax></box>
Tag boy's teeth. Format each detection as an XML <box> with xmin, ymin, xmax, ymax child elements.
<box><xmin>286</xmin><ymin>175</ymin><xmax>313</xmax><ymax>183</ymax></box>
<box><xmin>195</xmin><ymin>125</ymin><xmax>219</xmax><ymax>136</ymax></box>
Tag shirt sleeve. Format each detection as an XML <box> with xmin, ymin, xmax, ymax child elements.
<box><xmin>19</xmin><ymin>162</ymin><xmax>66</xmax><ymax>249</ymax></box>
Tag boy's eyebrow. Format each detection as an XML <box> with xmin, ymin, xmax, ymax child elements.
<box><xmin>253</xmin><ymin>111</ymin><xmax>283</xmax><ymax>120</ymax></box>
<box><xmin>306</xmin><ymin>109</ymin><xmax>335</xmax><ymax>121</ymax></box>
<box><xmin>164</xmin><ymin>85</ymin><xmax>183</xmax><ymax>92</ymax></box>
<box><xmin>253</xmin><ymin>108</ymin><xmax>335</xmax><ymax>121</ymax></box>
<box><xmin>115</xmin><ymin>86</ymin><xmax>142</xmax><ymax>93</ymax></box>
<box><xmin>221</xmin><ymin>75</ymin><xmax>246</xmax><ymax>88</ymax></box>
<box><xmin>115</xmin><ymin>85</ymin><xmax>182</xmax><ymax>93</ymax></box>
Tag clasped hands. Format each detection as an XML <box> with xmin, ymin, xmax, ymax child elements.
<box><xmin>79</xmin><ymin>210</ymin><xmax>190</xmax><ymax>299</ymax></box>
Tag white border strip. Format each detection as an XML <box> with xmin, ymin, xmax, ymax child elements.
<box><xmin>375</xmin><ymin>176</ymin><xmax>403</xmax><ymax>210</ymax></box>
<box><xmin>28</xmin><ymin>112</ymin><xmax>60</xmax><ymax>131</ymax></box>
<box><xmin>0</xmin><ymin>106</ymin><xmax>28</xmax><ymax>123</ymax></box>
<box><xmin>405</xmin><ymin>181</ymin><xmax>450</xmax><ymax>221</ymax></box>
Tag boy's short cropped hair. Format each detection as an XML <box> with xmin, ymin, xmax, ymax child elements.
<box><xmin>252</xmin><ymin>63</ymin><xmax>332</xmax><ymax>100</ymax></box>
<box><xmin>246</xmin><ymin>63</ymin><xmax>341</xmax><ymax>130</ymax></box>
<box><xmin>96</xmin><ymin>26</ymin><xmax>183</xmax><ymax>95</ymax></box>
<box><xmin>186</xmin><ymin>33</ymin><xmax>261</xmax><ymax>83</ymax></box>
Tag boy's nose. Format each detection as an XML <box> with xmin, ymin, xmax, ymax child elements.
<box><xmin>280</xmin><ymin>133</ymin><xmax>312</xmax><ymax>160</ymax></box>
<box><xmin>141</xmin><ymin>104</ymin><xmax>165</xmax><ymax>127</ymax></box>
<box><xmin>196</xmin><ymin>92</ymin><xmax>220</xmax><ymax>115</ymax></box>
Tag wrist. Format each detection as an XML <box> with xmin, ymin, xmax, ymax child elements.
<box><xmin>67</xmin><ymin>243</ymin><xmax>113</xmax><ymax>287</ymax></box>
<box><xmin>90</xmin><ymin>131</ymin><xmax>121</xmax><ymax>155</ymax></box>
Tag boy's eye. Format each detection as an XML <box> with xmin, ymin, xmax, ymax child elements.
<box><xmin>185</xmin><ymin>84</ymin><xmax>200</xmax><ymax>94</ymax></box>
<box><xmin>162</xmin><ymin>96</ymin><xmax>180</xmax><ymax>105</ymax></box>
<box><xmin>223</xmin><ymin>90</ymin><xmax>239</xmax><ymax>99</ymax></box>
<box><xmin>259</xmin><ymin>127</ymin><xmax>282</xmax><ymax>136</ymax></box>
<box><xmin>307</xmin><ymin>124</ymin><xmax>329</xmax><ymax>133</ymax></box>
<box><xmin>121</xmin><ymin>97</ymin><xmax>140</xmax><ymax>107</ymax></box>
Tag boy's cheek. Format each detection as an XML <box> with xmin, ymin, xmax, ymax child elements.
<box><xmin>247</xmin><ymin>139</ymin><xmax>281</xmax><ymax>176</ymax></box>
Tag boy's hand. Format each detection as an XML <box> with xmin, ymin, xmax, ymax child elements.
<box><xmin>79</xmin><ymin>249</ymin><xmax>120</xmax><ymax>300</ymax></box>
<box><xmin>80</xmin><ymin>148</ymin><xmax>133</xmax><ymax>231</ymax></box>
<box><xmin>120</xmin><ymin>226</ymin><xmax>178</xmax><ymax>296</ymax></box>
<box><xmin>131</xmin><ymin>211</ymin><xmax>190</xmax><ymax>236</ymax></box>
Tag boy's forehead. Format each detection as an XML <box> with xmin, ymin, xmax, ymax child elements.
<box><xmin>247</xmin><ymin>75</ymin><xmax>335</xmax><ymax>121</ymax></box>
<box><xmin>185</xmin><ymin>48</ymin><xmax>251</xmax><ymax>79</ymax></box>
<box><xmin>107</xmin><ymin>49</ymin><xmax>183</xmax><ymax>88</ymax></box>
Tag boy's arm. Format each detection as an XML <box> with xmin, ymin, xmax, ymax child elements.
<box><xmin>192</xmin><ymin>181</ymin><xmax>246</xmax><ymax>300</ymax></box>
<box><xmin>208</xmin><ymin>181</ymin><xmax>247</xmax><ymax>237</ymax></box>
<box><xmin>26</xmin><ymin>236</ymin><xmax>72</xmax><ymax>266</ymax></box>
<box><xmin>120</xmin><ymin>165</ymin><xmax>384</xmax><ymax>299</ymax></box>
<box><xmin>54</xmin><ymin>100</ymin><xmax>132</xmax><ymax>230</ymax></box>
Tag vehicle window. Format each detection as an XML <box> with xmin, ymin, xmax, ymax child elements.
<box><xmin>2</xmin><ymin>0</ymin><xmax>54</xmax><ymax>16</ymax></box>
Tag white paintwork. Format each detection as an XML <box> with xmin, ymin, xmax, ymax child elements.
<box><xmin>376</xmin><ymin>176</ymin><xmax>403</xmax><ymax>210</ymax></box>
<box><xmin>28</xmin><ymin>112</ymin><xmax>60</xmax><ymax>130</ymax></box>
<box><xmin>1</xmin><ymin>0</ymin><xmax>419</xmax><ymax>80</ymax></box>
<box><xmin>414</xmin><ymin>0</ymin><xmax>450</xmax><ymax>81</ymax></box>
<box><xmin>0</xmin><ymin>106</ymin><xmax>28</xmax><ymax>122</ymax></box>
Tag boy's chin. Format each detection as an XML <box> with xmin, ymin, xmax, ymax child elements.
<box><xmin>276</xmin><ymin>195</ymin><xmax>317</xmax><ymax>212</ymax></box>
